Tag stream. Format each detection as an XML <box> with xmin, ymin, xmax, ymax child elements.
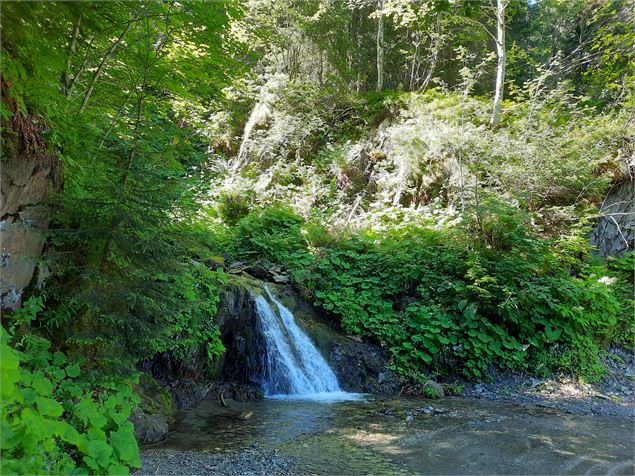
<box><xmin>143</xmin><ymin>395</ymin><xmax>634</xmax><ymax>475</ymax></box>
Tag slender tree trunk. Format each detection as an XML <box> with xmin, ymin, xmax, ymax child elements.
<box><xmin>80</xmin><ymin>19</ymin><xmax>134</xmax><ymax>113</ymax></box>
<box><xmin>490</xmin><ymin>0</ymin><xmax>506</xmax><ymax>127</ymax></box>
<box><xmin>60</xmin><ymin>15</ymin><xmax>82</xmax><ymax>97</ymax></box>
<box><xmin>419</xmin><ymin>16</ymin><xmax>441</xmax><ymax>92</ymax></box>
<box><xmin>66</xmin><ymin>55</ymin><xmax>89</xmax><ymax>98</ymax></box>
<box><xmin>409</xmin><ymin>30</ymin><xmax>420</xmax><ymax>91</ymax></box>
<box><xmin>318</xmin><ymin>49</ymin><xmax>324</xmax><ymax>87</ymax></box>
<box><xmin>357</xmin><ymin>11</ymin><xmax>363</xmax><ymax>92</ymax></box>
<box><xmin>376</xmin><ymin>0</ymin><xmax>384</xmax><ymax>93</ymax></box>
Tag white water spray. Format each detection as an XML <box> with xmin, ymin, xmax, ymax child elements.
<box><xmin>254</xmin><ymin>286</ymin><xmax>359</xmax><ymax>401</ymax></box>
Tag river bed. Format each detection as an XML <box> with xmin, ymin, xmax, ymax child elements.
<box><xmin>140</xmin><ymin>395</ymin><xmax>634</xmax><ymax>475</ymax></box>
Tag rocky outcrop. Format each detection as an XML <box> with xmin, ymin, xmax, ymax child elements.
<box><xmin>214</xmin><ymin>276</ymin><xmax>268</xmax><ymax>384</ymax></box>
<box><xmin>590</xmin><ymin>177</ymin><xmax>635</xmax><ymax>257</ymax></box>
<box><xmin>139</xmin><ymin>276</ymin><xmax>267</xmax><ymax>417</ymax></box>
<box><xmin>142</xmin><ymin>274</ymin><xmax>402</xmax><ymax>409</ymax></box>
<box><xmin>330</xmin><ymin>340</ymin><xmax>401</xmax><ymax>394</ymax></box>
<box><xmin>1</xmin><ymin>78</ymin><xmax>62</xmax><ymax>310</ymax></box>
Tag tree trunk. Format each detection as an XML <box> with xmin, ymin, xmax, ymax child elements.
<box><xmin>60</xmin><ymin>15</ymin><xmax>82</xmax><ymax>97</ymax></box>
<box><xmin>489</xmin><ymin>0</ymin><xmax>506</xmax><ymax>127</ymax></box>
<box><xmin>79</xmin><ymin>19</ymin><xmax>134</xmax><ymax>113</ymax></box>
<box><xmin>376</xmin><ymin>0</ymin><xmax>384</xmax><ymax>93</ymax></box>
<box><xmin>355</xmin><ymin>11</ymin><xmax>363</xmax><ymax>92</ymax></box>
<box><xmin>408</xmin><ymin>30</ymin><xmax>420</xmax><ymax>91</ymax></box>
<box><xmin>419</xmin><ymin>16</ymin><xmax>441</xmax><ymax>92</ymax></box>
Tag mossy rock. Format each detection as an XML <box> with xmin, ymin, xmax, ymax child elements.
<box><xmin>134</xmin><ymin>372</ymin><xmax>175</xmax><ymax>423</ymax></box>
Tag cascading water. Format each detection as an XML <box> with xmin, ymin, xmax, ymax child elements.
<box><xmin>254</xmin><ymin>286</ymin><xmax>358</xmax><ymax>401</ymax></box>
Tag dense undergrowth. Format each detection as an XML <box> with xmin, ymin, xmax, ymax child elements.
<box><xmin>212</xmin><ymin>80</ymin><xmax>633</xmax><ymax>384</ymax></box>
<box><xmin>223</xmin><ymin>204</ymin><xmax>633</xmax><ymax>383</ymax></box>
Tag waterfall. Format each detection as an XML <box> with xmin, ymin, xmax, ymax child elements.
<box><xmin>254</xmin><ymin>286</ymin><xmax>357</xmax><ymax>401</ymax></box>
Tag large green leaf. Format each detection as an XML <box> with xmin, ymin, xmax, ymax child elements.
<box><xmin>110</xmin><ymin>425</ymin><xmax>140</xmax><ymax>467</ymax></box>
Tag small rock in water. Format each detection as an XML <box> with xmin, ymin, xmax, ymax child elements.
<box><xmin>405</xmin><ymin>411</ymin><xmax>414</xmax><ymax>427</ymax></box>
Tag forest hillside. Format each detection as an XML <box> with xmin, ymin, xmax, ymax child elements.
<box><xmin>1</xmin><ymin>1</ymin><xmax>633</xmax><ymax>474</ymax></box>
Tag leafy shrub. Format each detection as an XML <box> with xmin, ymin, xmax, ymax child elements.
<box><xmin>1</xmin><ymin>328</ymin><xmax>140</xmax><ymax>475</ymax></box>
<box><xmin>217</xmin><ymin>192</ymin><xmax>252</xmax><ymax>226</ymax></box>
<box><xmin>231</xmin><ymin>206</ymin><xmax>312</xmax><ymax>269</ymax></box>
<box><xmin>299</xmin><ymin>199</ymin><xmax>626</xmax><ymax>380</ymax></box>
<box><xmin>605</xmin><ymin>252</ymin><xmax>635</xmax><ymax>348</ymax></box>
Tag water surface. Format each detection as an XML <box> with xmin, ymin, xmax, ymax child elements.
<box><xmin>154</xmin><ymin>396</ymin><xmax>634</xmax><ymax>475</ymax></box>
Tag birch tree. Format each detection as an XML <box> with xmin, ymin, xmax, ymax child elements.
<box><xmin>489</xmin><ymin>0</ymin><xmax>508</xmax><ymax>127</ymax></box>
<box><xmin>376</xmin><ymin>0</ymin><xmax>385</xmax><ymax>92</ymax></box>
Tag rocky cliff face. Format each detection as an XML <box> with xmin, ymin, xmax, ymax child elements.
<box><xmin>590</xmin><ymin>177</ymin><xmax>634</xmax><ymax>257</ymax></box>
<box><xmin>1</xmin><ymin>78</ymin><xmax>62</xmax><ymax>310</ymax></box>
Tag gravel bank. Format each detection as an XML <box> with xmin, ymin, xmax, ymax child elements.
<box><xmin>461</xmin><ymin>347</ymin><xmax>634</xmax><ymax>418</ymax></box>
<box><xmin>137</xmin><ymin>446</ymin><xmax>298</xmax><ymax>475</ymax></box>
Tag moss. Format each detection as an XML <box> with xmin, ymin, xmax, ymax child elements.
<box><xmin>134</xmin><ymin>372</ymin><xmax>175</xmax><ymax>423</ymax></box>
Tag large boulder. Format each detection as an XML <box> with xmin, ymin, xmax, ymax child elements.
<box><xmin>130</xmin><ymin>410</ymin><xmax>169</xmax><ymax>444</ymax></box>
<box><xmin>331</xmin><ymin>339</ymin><xmax>402</xmax><ymax>394</ymax></box>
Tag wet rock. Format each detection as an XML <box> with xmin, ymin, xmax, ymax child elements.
<box><xmin>331</xmin><ymin>341</ymin><xmax>402</xmax><ymax>394</ymax></box>
<box><xmin>243</xmin><ymin>259</ymin><xmax>289</xmax><ymax>284</ymax></box>
<box><xmin>131</xmin><ymin>409</ymin><xmax>169</xmax><ymax>444</ymax></box>
<box><xmin>405</xmin><ymin>413</ymin><xmax>414</xmax><ymax>426</ymax></box>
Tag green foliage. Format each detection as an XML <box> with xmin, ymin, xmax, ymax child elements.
<box><xmin>605</xmin><ymin>252</ymin><xmax>635</xmax><ymax>348</ymax></box>
<box><xmin>442</xmin><ymin>383</ymin><xmax>465</xmax><ymax>396</ymax></box>
<box><xmin>218</xmin><ymin>192</ymin><xmax>253</xmax><ymax>226</ymax></box>
<box><xmin>1</xmin><ymin>328</ymin><xmax>140</xmax><ymax>475</ymax></box>
<box><xmin>422</xmin><ymin>382</ymin><xmax>442</xmax><ymax>399</ymax></box>
<box><xmin>295</xmin><ymin>198</ymin><xmax>627</xmax><ymax>380</ymax></box>
<box><xmin>231</xmin><ymin>206</ymin><xmax>312</xmax><ymax>269</ymax></box>
<box><xmin>1</xmin><ymin>1</ymin><xmax>236</xmax><ymax>367</ymax></box>
<box><xmin>2</xmin><ymin>4</ymin><xmax>633</xmax><ymax>472</ymax></box>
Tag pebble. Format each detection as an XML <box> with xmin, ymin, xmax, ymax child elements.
<box><xmin>136</xmin><ymin>448</ymin><xmax>298</xmax><ymax>475</ymax></box>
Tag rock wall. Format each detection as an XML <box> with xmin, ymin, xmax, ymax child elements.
<box><xmin>590</xmin><ymin>178</ymin><xmax>635</xmax><ymax>257</ymax></box>
<box><xmin>1</xmin><ymin>78</ymin><xmax>62</xmax><ymax>310</ymax></box>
